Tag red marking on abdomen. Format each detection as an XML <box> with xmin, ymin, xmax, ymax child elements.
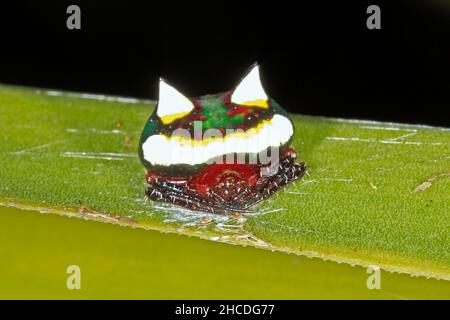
<box><xmin>190</xmin><ymin>163</ymin><xmax>260</xmax><ymax>196</ymax></box>
<box><xmin>226</xmin><ymin>105</ymin><xmax>249</xmax><ymax>117</ymax></box>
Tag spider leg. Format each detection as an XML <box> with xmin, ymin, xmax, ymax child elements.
<box><xmin>228</xmin><ymin>183</ymin><xmax>259</xmax><ymax>208</ymax></box>
<box><xmin>230</xmin><ymin>183</ymin><xmax>252</xmax><ymax>203</ymax></box>
<box><xmin>207</xmin><ymin>189</ymin><xmax>226</xmax><ymax>204</ymax></box>
<box><xmin>258</xmin><ymin>161</ymin><xmax>306</xmax><ymax>197</ymax></box>
<box><xmin>145</xmin><ymin>151</ymin><xmax>306</xmax><ymax>214</ymax></box>
<box><xmin>146</xmin><ymin>181</ymin><xmax>255</xmax><ymax>214</ymax></box>
<box><xmin>147</xmin><ymin>183</ymin><xmax>217</xmax><ymax>213</ymax></box>
<box><xmin>238</xmin><ymin>160</ymin><xmax>306</xmax><ymax>210</ymax></box>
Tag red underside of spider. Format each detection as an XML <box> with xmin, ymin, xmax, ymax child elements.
<box><xmin>145</xmin><ymin>148</ymin><xmax>305</xmax><ymax>214</ymax></box>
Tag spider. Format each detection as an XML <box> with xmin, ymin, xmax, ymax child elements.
<box><xmin>139</xmin><ymin>64</ymin><xmax>305</xmax><ymax>214</ymax></box>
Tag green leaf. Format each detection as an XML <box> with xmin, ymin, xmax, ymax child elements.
<box><xmin>1</xmin><ymin>205</ymin><xmax>449</xmax><ymax>299</ymax></box>
<box><xmin>1</xmin><ymin>85</ymin><xmax>449</xmax><ymax>281</ymax></box>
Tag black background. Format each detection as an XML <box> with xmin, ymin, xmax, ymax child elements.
<box><xmin>1</xmin><ymin>0</ymin><xmax>449</xmax><ymax>126</ymax></box>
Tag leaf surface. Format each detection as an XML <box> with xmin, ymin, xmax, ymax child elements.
<box><xmin>0</xmin><ymin>85</ymin><xmax>449</xmax><ymax>280</ymax></box>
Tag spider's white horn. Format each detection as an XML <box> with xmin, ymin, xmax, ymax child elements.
<box><xmin>157</xmin><ymin>79</ymin><xmax>195</xmax><ymax>124</ymax></box>
<box><xmin>231</xmin><ymin>64</ymin><xmax>269</xmax><ymax>108</ymax></box>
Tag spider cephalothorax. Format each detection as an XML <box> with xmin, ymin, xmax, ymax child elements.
<box><xmin>139</xmin><ymin>64</ymin><xmax>305</xmax><ymax>214</ymax></box>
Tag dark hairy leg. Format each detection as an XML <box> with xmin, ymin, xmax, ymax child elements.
<box><xmin>145</xmin><ymin>153</ymin><xmax>306</xmax><ymax>214</ymax></box>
